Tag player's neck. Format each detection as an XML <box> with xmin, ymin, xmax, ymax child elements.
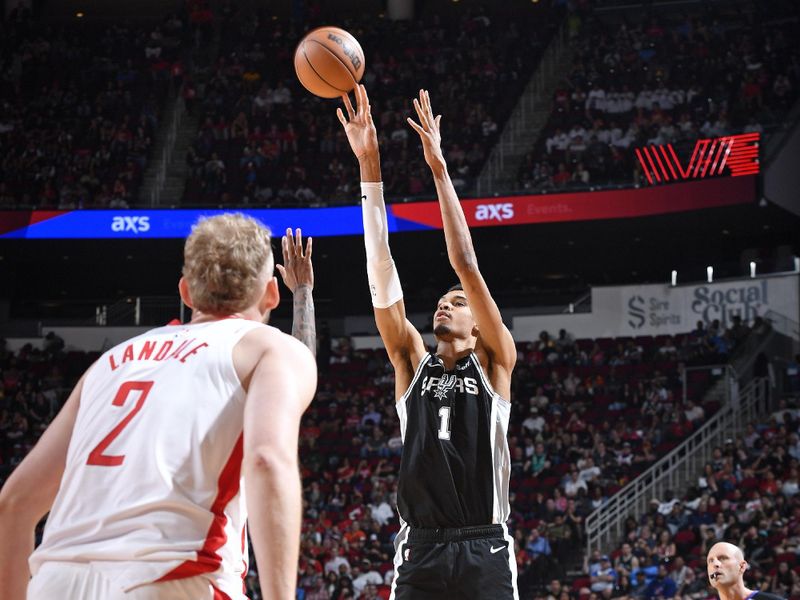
<box><xmin>189</xmin><ymin>307</ymin><xmax>267</xmax><ymax>324</ymax></box>
<box><xmin>435</xmin><ymin>340</ymin><xmax>474</xmax><ymax>370</ymax></box>
<box><xmin>718</xmin><ymin>581</ymin><xmax>754</xmax><ymax>600</ymax></box>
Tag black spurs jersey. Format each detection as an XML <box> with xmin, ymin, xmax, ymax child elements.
<box><xmin>396</xmin><ymin>352</ymin><xmax>511</xmax><ymax>528</ymax></box>
<box><xmin>750</xmin><ymin>593</ymin><xmax>785</xmax><ymax>600</ymax></box>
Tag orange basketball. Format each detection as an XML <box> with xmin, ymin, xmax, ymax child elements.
<box><xmin>294</xmin><ymin>26</ymin><xmax>365</xmax><ymax>99</ymax></box>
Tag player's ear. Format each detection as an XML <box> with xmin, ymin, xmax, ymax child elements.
<box><xmin>178</xmin><ymin>277</ymin><xmax>194</xmax><ymax>309</ymax></box>
<box><xmin>260</xmin><ymin>276</ymin><xmax>280</xmax><ymax>312</ymax></box>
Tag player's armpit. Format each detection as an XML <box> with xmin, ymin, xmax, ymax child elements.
<box><xmin>456</xmin><ymin>266</ymin><xmax>517</xmax><ymax>374</ymax></box>
<box><xmin>374</xmin><ymin>300</ymin><xmax>426</xmax><ymax>373</ymax></box>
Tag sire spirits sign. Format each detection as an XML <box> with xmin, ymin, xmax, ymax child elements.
<box><xmin>596</xmin><ymin>274</ymin><xmax>798</xmax><ymax>336</ymax></box>
<box><xmin>635</xmin><ymin>132</ymin><xmax>760</xmax><ymax>185</ymax></box>
<box><xmin>513</xmin><ymin>274</ymin><xmax>798</xmax><ymax>341</ymax></box>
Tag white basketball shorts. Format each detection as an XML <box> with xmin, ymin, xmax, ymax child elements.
<box><xmin>28</xmin><ymin>562</ymin><xmax>245</xmax><ymax>599</ymax></box>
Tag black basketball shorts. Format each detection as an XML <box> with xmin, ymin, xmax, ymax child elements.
<box><xmin>390</xmin><ymin>524</ymin><xmax>518</xmax><ymax>600</ymax></box>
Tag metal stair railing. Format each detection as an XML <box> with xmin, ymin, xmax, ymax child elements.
<box><xmin>682</xmin><ymin>364</ymin><xmax>733</xmax><ymax>405</ymax></box>
<box><xmin>765</xmin><ymin>309</ymin><xmax>800</xmax><ymax>349</ymax></box>
<box><xmin>95</xmin><ymin>296</ymin><xmax>185</xmax><ymax>326</ymax></box>
<box><xmin>149</xmin><ymin>91</ymin><xmax>186</xmax><ymax>207</ymax></box>
<box><xmin>475</xmin><ymin>24</ymin><xmax>568</xmax><ymax>195</ymax></box>
<box><xmin>585</xmin><ymin>376</ymin><xmax>771</xmax><ymax>555</ymax></box>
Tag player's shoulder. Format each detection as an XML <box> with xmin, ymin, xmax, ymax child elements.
<box><xmin>239</xmin><ymin>324</ymin><xmax>313</xmax><ymax>360</ymax></box>
<box><xmin>754</xmin><ymin>592</ymin><xmax>786</xmax><ymax>600</ymax></box>
<box><xmin>233</xmin><ymin>324</ymin><xmax>314</xmax><ymax>388</ymax></box>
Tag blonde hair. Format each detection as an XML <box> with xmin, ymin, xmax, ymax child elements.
<box><xmin>182</xmin><ymin>213</ymin><xmax>273</xmax><ymax>314</ymax></box>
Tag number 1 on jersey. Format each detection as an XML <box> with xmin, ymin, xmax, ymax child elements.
<box><xmin>87</xmin><ymin>381</ymin><xmax>154</xmax><ymax>467</ymax></box>
<box><xmin>437</xmin><ymin>406</ymin><xmax>451</xmax><ymax>440</ymax></box>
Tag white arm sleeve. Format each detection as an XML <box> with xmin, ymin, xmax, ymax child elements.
<box><xmin>361</xmin><ymin>182</ymin><xmax>403</xmax><ymax>309</ymax></box>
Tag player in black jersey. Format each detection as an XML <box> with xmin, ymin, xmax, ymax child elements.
<box><xmin>707</xmin><ymin>542</ymin><xmax>784</xmax><ymax>600</ymax></box>
<box><xmin>338</xmin><ymin>85</ymin><xmax>519</xmax><ymax>599</ymax></box>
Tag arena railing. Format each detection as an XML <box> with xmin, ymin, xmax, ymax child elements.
<box><xmin>584</xmin><ymin>375</ymin><xmax>772</xmax><ymax>556</ymax></box>
<box><xmin>475</xmin><ymin>22</ymin><xmax>568</xmax><ymax>196</ymax></box>
<box><xmin>95</xmin><ymin>296</ymin><xmax>185</xmax><ymax>327</ymax></box>
<box><xmin>681</xmin><ymin>364</ymin><xmax>734</xmax><ymax>405</ymax></box>
<box><xmin>765</xmin><ymin>309</ymin><xmax>800</xmax><ymax>350</ymax></box>
<box><xmin>149</xmin><ymin>88</ymin><xmax>186</xmax><ymax>207</ymax></box>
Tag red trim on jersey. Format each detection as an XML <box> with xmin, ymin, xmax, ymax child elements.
<box><xmin>166</xmin><ymin>315</ymin><xmax>241</xmax><ymax>326</ymax></box>
<box><xmin>241</xmin><ymin>525</ymin><xmax>248</xmax><ymax>593</ymax></box>
<box><xmin>212</xmin><ymin>584</ymin><xmax>232</xmax><ymax>600</ymax></box>
<box><xmin>157</xmin><ymin>433</ymin><xmax>244</xmax><ymax>582</ymax></box>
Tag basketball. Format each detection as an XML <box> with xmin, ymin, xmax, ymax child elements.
<box><xmin>294</xmin><ymin>26</ymin><xmax>365</xmax><ymax>98</ymax></box>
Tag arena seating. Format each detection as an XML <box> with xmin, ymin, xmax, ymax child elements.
<box><xmin>0</xmin><ymin>8</ymin><xmax>186</xmax><ymax>208</ymax></box>
<box><xmin>183</xmin><ymin>4</ymin><xmax>560</xmax><ymax>207</ymax></box>
<box><xmin>572</xmin><ymin>398</ymin><xmax>800</xmax><ymax>600</ymax></box>
<box><xmin>5</xmin><ymin>1</ymin><xmax>799</xmax><ymax>211</ymax></box>
<box><xmin>1</xmin><ymin>317</ymin><xmax>749</xmax><ymax>598</ymax></box>
<box><xmin>517</xmin><ymin>0</ymin><xmax>800</xmax><ymax>191</ymax></box>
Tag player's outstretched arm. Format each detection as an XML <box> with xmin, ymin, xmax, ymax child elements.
<box><xmin>408</xmin><ymin>90</ymin><xmax>516</xmax><ymax>385</ymax></box>
<box><xmin>0</xmin><ymin>371</ymin><xmax>86</xmax><ymax>600</ymax></box>
<box><xmin>238</xmin><ymin>330</ymin><xmax>316</xmax><ymax>600</ymax></box>
<box><xmin>276</xmin><ymin>227</ymin><xmax>316</xmax><ymax>356</ymax></box>
<box><xmin>338</xmin><ymin>85</ymin><xmax>426</xmax><ymax>388</ymax></box>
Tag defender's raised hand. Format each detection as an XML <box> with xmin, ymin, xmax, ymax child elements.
<box><xmin>276</xmin><ymin>227</ymin><xmax>313</xmax><ymax>293</ymax></box>
<box><xmin>337</xmin><ymin>84</ymin><xmax>379</xmax><ymax>161</ymax></box>
<box><xmin>407</xmin><ymin>89</ymin><xmax>446</xmax><ymax>174</ymax></box>
<box><xmin>276</xmin><ymin>227</ymin><xmax>316</xmax><ymax>356</ymax></box>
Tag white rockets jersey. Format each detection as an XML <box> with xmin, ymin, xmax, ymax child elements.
<box><xmin>30</xmin><ymin>318</ymin><xmax>268</xmax><ymax>595</ymax></box>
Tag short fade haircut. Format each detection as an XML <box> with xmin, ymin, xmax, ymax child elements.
<box><xmin>182</xmin><ymin>213</ymin><xmax>273</xmax><ymax>314</ymax></box>
<box><xmin>442</xmin><ymin>283</ymin><xmax>464</xmax><ymax>296</ymax></box>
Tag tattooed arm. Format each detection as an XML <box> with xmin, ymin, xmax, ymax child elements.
<box><xmin>291</xmin><ymin>285</ymin><xmax>315</xmax><ymax>355</ymax></box>
<box><xmin>276</xmin><ymin>228</ymin><xmax>316</xmax><ymax>356</ymax></box>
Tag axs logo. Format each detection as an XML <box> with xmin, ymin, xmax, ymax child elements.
<box><xmin>111</xmin><ymin>216</ymin><xmax>151</xmax><ymax>234</ymax></box>
<box><xmin>474</xmin><ymin>203</ymin><xmax>514</xmax><ymax>222</ymax></box>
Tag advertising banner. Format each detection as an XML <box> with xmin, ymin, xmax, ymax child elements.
<box><xmin>513</xmin><ymin>274</ymin><xmax>799</xmax><ymax>341</ymax></box>
<box><xmin>0</xmin><ymin>176</ymin><xmax>755</xmax><ymax>240</ymax></box>
<box><xmin>594</xmin><ymin>274</ymin><xmax>799</xmax><ymax>336</ymax></box>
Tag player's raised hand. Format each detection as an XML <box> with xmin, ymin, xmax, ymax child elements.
<box><xmin>407</xmin><ymin>89</ymin><xmax>445</xmax><ymax>173</ymax></box>
<box><xmin>337</xmin><ymin>84</ymin><xmax>379</xmax><ymax>161</ymax></box>
<box><xmin>276</xmin><ymin>227</ymin><xmax>313</xmax><ymax>293</ymax></box>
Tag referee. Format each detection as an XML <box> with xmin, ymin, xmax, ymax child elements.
<box><xmin>707</xmin><ymin>542</ymin><xmax>784</xmax><ymax>600</ymax></box>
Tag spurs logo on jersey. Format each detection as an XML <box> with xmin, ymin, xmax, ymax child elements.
<box><xmin>422</xmin><ymin>374</ymin><xmax>480</xmax><ymax>399</ymax></box>
<box><xmin>396</xmin><ymin>352</ymin><xmax>511</xmax><ymax>529</ymax></box>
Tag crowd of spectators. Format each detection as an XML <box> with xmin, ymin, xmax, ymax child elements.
<box><xmin>7</xmin><ymin>1</ymin><xmax>799</xmax><ymax>210</ymax></box>
<box><xmin>275</xmin><ymin>319</ymin><xmax>742</xmax><ymax>599</ymax></box>
<box><xmin>183</xmin><ymin>3</ymin><xmax>560</xmax><ymax>206</ymax></box>
<box><xmin>0</xmin><ymin>316</ymin><xmax>772</xmax><ymax>599</ymax></box>
<box><xmin>518</xmin><ymin>0</ymin><xmax>800</xmax><ymax>191</ymax></box>
<box><xmin>0</xmin><ymin>8</ymin><xmax>190</xmax><ymax>209</ymax></box>
<box><xmin>564</xmin><ymin>393</ymin><xmax>800</xmax><ymax>600</ymax></box>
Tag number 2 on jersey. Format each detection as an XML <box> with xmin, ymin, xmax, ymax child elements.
<box><xmin>87</xmin><ymin>381</ymin><xmax>154</xmax><ymax>467</ymax></box>
<box><xmin>437</xmin><ymin>406</ymin><xmax>451</xmax><ymax>440</ymax></box>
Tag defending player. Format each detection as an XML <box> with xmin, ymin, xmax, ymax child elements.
<box><xmin>0</xmin><ymin>214</ymin><xmax>317</xmax><ymax>600</ymax></box>
<box><xmin>338</xmin><ymin>85</ymin><xmax>518</xmax><ymax>598</ymax></box>
<box><xmin>708</xmin><ymin>542</ymin><xmax>784</xmax><ymax>600</ymax></box>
